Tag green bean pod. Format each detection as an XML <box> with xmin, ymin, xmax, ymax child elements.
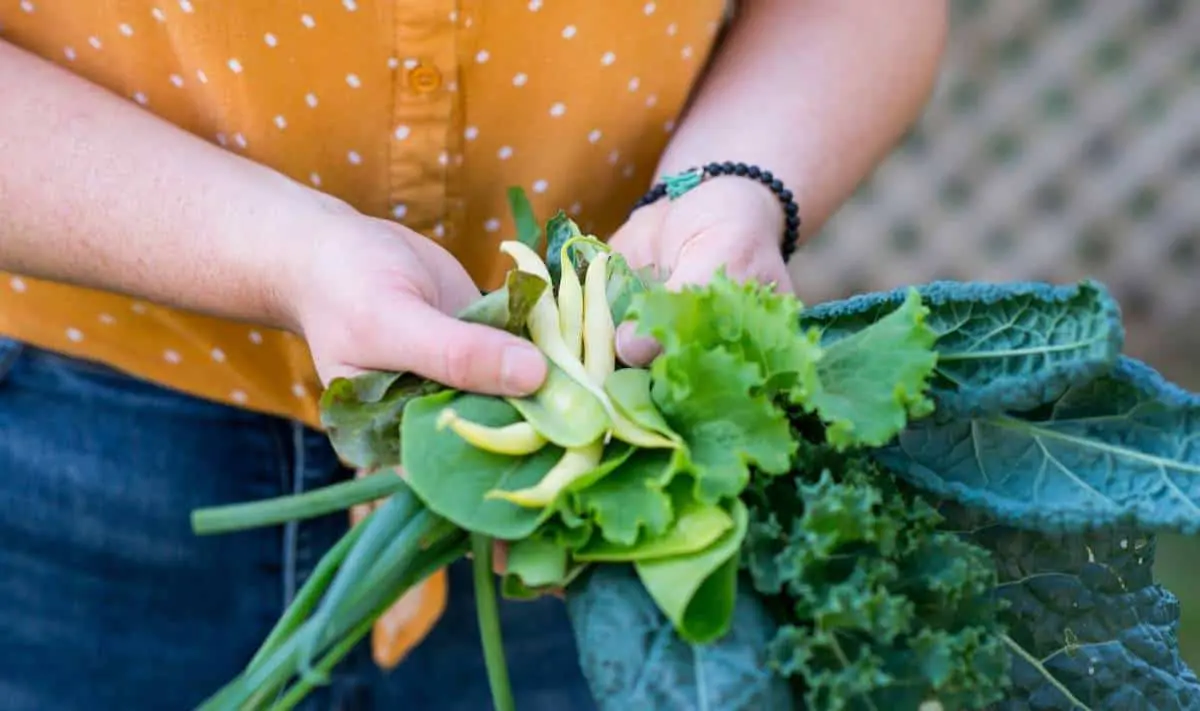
<box><xmin>557</xmin><ymin>241</ymin><xmax>584</xmax><ymax>360</ymax></box>
<box><xmin>436</xmin><ymin>408</ymin><xmax>549</xmax><ymax>455</ymax></box>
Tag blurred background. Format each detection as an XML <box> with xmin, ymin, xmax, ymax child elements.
<box><xmin>786</xmin><ymin>0</ymin><xmax>1200</xmax><ymax>665</ymax></box>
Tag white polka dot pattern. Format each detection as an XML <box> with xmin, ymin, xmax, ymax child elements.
<box><xmin>0</xmin><ymin>0</ymin><xmax>728</xmax><ymax>432</ymax></box>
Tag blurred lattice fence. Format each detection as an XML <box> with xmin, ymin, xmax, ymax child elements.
<box><xmin>789</xmin><ymin>0</ymin><xmax>1200</xmax><ymax>666</ymax></box>
<box><xmin>792</xmin><ymin>0</ymin><xmax>1200</xmax><ymax>388</ymax></box>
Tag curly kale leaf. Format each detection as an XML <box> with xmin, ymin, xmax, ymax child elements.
<box><xmin>565</xmin><ymin>564</ymin><xmax>795</xmax><ymax>711</ymax></box>
<box><xmin>939</xmin><ymin>503</ymin><xmax>1200</xmax><ymax>710</ymax></box>
<box><xmin>876</xmin><ymin>356</ymin><xmax>1200</xmax><ymax>535</ymax></box>
<box><xmin>801</xmin><ymin>280</ymin><xmax>1123</xmax><ymax>420</ymax></box>
<box><xmin>744</xmin><ymin>442</ymin><xmax>1010</xmax><ymax>710</ymax></box>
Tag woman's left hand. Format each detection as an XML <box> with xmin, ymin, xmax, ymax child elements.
<box><xmin>608</xmin><ymin>175</ymin><xmax>796</xmax><ymax>366</ymax></box>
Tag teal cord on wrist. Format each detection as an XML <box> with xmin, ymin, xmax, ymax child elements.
<box><xmin>633</xmin><ymin>161</ymin><xmax>802</xmax><ymax>261</ymax></box>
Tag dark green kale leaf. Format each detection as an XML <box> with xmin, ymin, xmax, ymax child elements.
<box><xmin>876</xmin><ymin>356</ymin><xmax>1200</xmax><ymax>535</ymax></box>
<box><xmin>940</xmin><ymin>503</ymin><xmax>1200</xmax><ymax>710</ymax></box>
<box><xmin>801</xmin><ymin>280</ymin><xmax>1123</xmax><ymax>419</ymax></box>
<box><xmin>744</xmin><ymin>441</ymin><xmax>1009</xmax><ymax>711</ymax></box>
<box><xmin>565</xmin><ymin>563</ymin><xmax>795</xmax><ymax>711</ymax></box>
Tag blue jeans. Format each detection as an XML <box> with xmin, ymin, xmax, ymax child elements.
<box><xmin>0</xmin><ymin>338</ymin><xmax>595</xmax><ymax>711</ymax></box>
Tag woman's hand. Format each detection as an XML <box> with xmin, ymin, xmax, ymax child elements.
<box><xmin>0</xmin><ymin>41</ymin><xmax>546</xmax><ymax>399</ymax></box>
<box><xmin>608</xmin><ymin>176</ymin><xmax>794</xmax><ymax>366</ymax></box>
<box><xmin>287</xmin><ymin>214</ymin><xmax>547</xmax><ymax>396</ymax></box>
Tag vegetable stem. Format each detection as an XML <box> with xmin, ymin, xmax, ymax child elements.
<box><xmin>191</xmin><ymin>471</ymin><xmax>406</xmax><ymax>535</ymax></box>
<box><xmin>472</xmin><ymin>534</ymin><xmax>516</xmax><ymax>711</ymax></box>
<box><xmin>266</xmin><ymin>533</ymin><xmax>471</xmax><ymax>711</ymax></box>
<box><xmin>293</xmin><ymin>488</ymin><xmax>418</xmax><ymax>679</ymax></box>
<box><xmin>247</xmin><ymin>515</ymin><xmax>370</xmax><ymax>672</ymax></box>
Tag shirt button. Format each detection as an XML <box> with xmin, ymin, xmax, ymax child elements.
<box><xmin>407</xmin><ymin>64</ymin><xmax>442</xmax><ymax>93</ymax></box>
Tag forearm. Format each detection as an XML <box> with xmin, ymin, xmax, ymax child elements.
<box><xmin>0</xmin><ymin>40</ymin><xmax>343</xmax><ymax>331</ymax></box>
<box><xmin>659</xmin><ymin>0</ymin><xmax>948</xmax><ymax>242</ymax></box>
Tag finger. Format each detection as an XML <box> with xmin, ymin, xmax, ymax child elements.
<box><xmin>371</xmin><ymin>295</ymin><xmax>548</xmax><ymax>396</ymax></box>
<box><xmin>616</xmin><ymin>241</ymin><xmax>793</xmax><ymax>367</ymax></box>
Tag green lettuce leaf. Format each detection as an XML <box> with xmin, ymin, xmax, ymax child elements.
<box><xmin>650</xmin><ymin>345</ymin><xmax>795</xmax><ymax>502</ymax></box>
<box><xmin>458</xmin><ymin>269</ymin><xmax>549</xmax><ymax>335</ymax></box>
<box><xmin>574</xmin><ymin>497</ymin><xmax>733</xmax><ymax>563</ymax></box>
<box><xmin>319</xmin><ymin>372</ymin><xmax>444</xmax><ymax>469</ymax></box>
<box><xmin>634</xmin><ymin>498</ymin><xmax>749</xmax><ymax>644</ymax></box>
<box><xmin>503</xmin><ymin>536</ymin><xmax>569</xmax><ymax>590</ymax></box>
<box><xmin>805</xmin><ymin>288</ymin><xmax>938</xmax><ymax>449</ymax></box>
<box><xmin>570</xmin><ymin>449</ymin><xmax>677</xmax><ymax>547</ymax></box>
<box><xmin>566</xmin><ymin>563</ymin><xmax>794</xmax><ymax>711</ymax></box>
<box><xmin>627</xmin><ymin>271</ymin><xmax>823</xmax><ymax>399</ymax></box>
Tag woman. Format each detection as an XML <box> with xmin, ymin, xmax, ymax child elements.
<box><xmin>0</xmin><ymin>1</ymin><xmax>947</xmax><ymax>708</ymax></box>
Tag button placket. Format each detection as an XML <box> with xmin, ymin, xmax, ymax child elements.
<box><xmin>389</xmin><ymin>1</ymin><xmax>461</xmax><ymax>241</ymax></box>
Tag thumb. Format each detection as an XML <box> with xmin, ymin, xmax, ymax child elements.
<box><xmin>367</xmin><ymin>294</ymin><xmax>548</xmax><ymax>396</ymax></box>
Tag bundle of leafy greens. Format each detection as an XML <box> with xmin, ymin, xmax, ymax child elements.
<box><xmin>190</xmin><ymin>189</ymin><xmax>1200</xmax><ymax>711</ymax></box>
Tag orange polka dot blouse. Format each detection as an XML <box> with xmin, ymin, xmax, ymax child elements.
<box><xmin>0</xmin><ymin>0</ymin><xmax>728</xmax><ymax>670</ymax></box>
<box><xmin>0</xmin><ymin>0</ymin><xmax>727</xmax><ymax>427</ymax></box>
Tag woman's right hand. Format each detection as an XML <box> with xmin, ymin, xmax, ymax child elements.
<box><xmin>0</xmin><ymin>40</ymin><xmax>544</xmax><ymax>400</ymax></box>
<box><xmin>284</xmin><ymin>214</ymin><xmax>548</xmax><ymax>397</ymax></box>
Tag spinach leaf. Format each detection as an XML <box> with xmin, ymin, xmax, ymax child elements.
<box><xmin>802</xmin><ymin>280</ymin><xmax>1123</xmax><ymax>419</ymax></box>
<box><xmin>634</xmin><ymin>498</ymin><xmax>748</xmax><ymax>644</ymax></box>
<box><xmin>319</xmin><ymin>371</ymin><xmax>444</xmax><ymax>469</ymax></box>
<box><xmin>565</xmin><ymin>564</ymin><xmax>794</xmax><ymax>711</ymax></box>
<box><xmin>876</xmin><ymin>356</ymin><xmax>1200</xmax><ymax>534</ymax></box>
<box><xmin>400</xmin><ymin>391</ymin><xmax>561</xmax><ymax>539</ymax></box>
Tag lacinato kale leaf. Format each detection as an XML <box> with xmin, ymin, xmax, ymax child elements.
<box><xmin>941</xmin><ymin>502</ymin><xmax>1200</xmax><ymax>710</ymax></box>
<box><xmin>876</xmin><ymin>356</ymin><xmax>1200</xmax><ymax>535</ymax></box>
<box><xmin>565</xmin><ymin>564</ymin><xmax>795</xmax><ymax>711</ymax></box>
<box><xmin>802</xmin><ymin>280</ymin><xmax>1123</xmax><ymax>420</ymax></box>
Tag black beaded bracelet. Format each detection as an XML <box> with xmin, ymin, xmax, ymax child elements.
<box><xmin>632</xmin><ymin>161</ymin><xmax>802</xmax><ymax>261</ymax></box>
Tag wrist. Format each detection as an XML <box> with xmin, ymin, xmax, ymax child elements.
<box><xmin>256</xmin><ymin>184</ymin><xmax>360</xmax><ymax>336</ymax></box>
<box><xmin>635</xmin><ymin>162</ymin><xmax>797</xmax><ymax>257</ymax></box>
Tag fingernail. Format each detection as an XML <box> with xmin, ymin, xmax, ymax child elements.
<box><xmin>616</xmin><ymin>326</ymin><xmax>660</xmax><ymax>367</ymax></box>
<box><xmin>501</xmin><ymin>343</ymin><xmax>546</xmax><ymax>394</ymax></box>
